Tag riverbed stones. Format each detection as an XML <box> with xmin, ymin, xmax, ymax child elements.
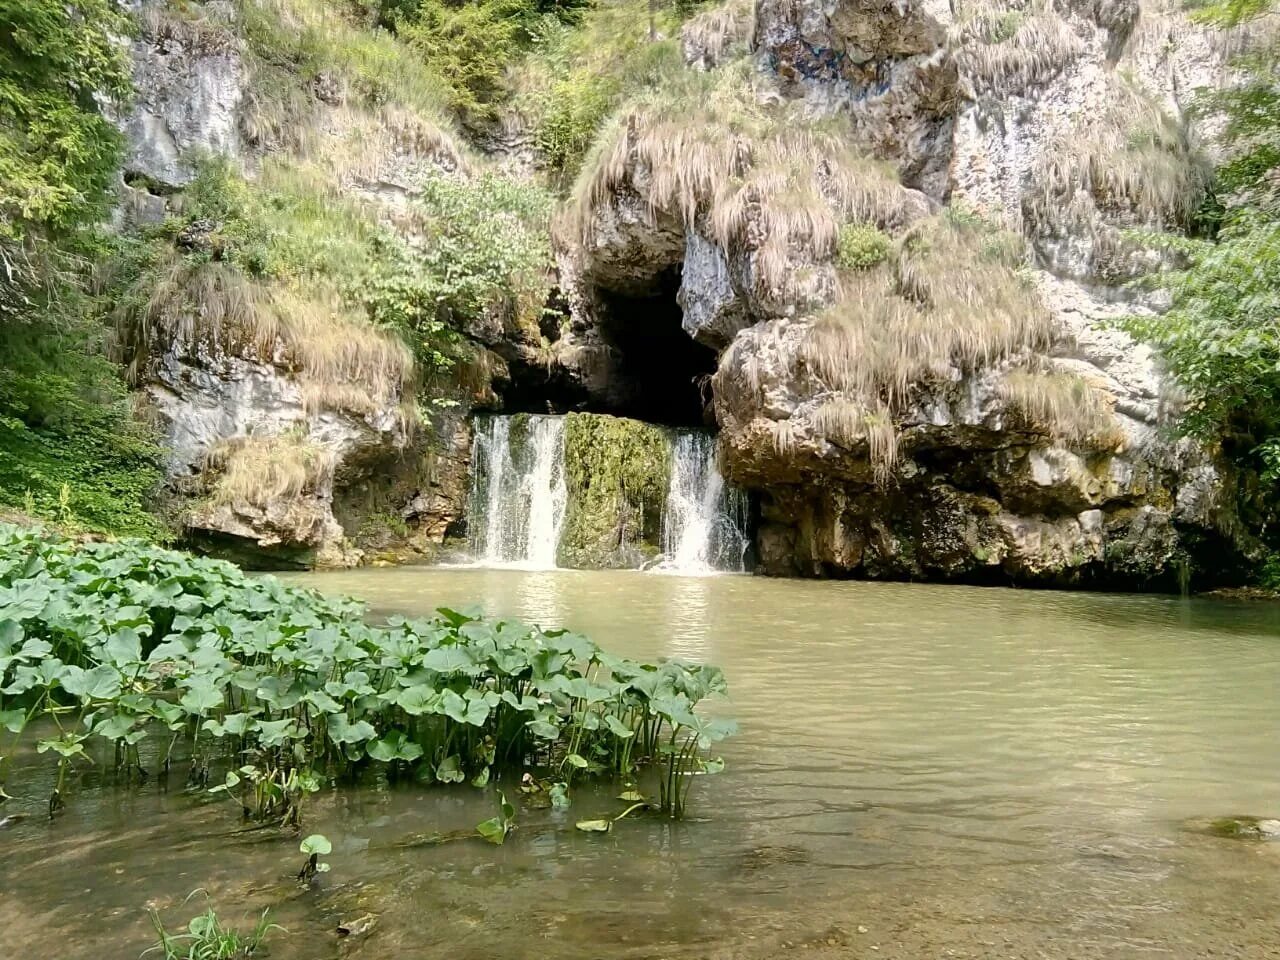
<box><xmin>1197</xmin><ymin>817</ymin><xmax>1280</xmax><ymax>841</ymax></box>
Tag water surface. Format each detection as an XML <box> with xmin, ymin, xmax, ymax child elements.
<box><xmin>4</xmin><ymin>569</ymin><xmax>1279</xmax><ymax>959</ymax></box>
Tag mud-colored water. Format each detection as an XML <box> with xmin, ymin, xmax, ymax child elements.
<box><xmin>3</xmin><ymin>569</ymin><xmax>1279</xmax><ymax>959</ymax></box>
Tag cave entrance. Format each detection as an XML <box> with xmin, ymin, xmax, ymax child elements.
<box><xmin>595</xmin><ymin>266</ymin><xmax>718</xmax><ymax>428</ymax></box>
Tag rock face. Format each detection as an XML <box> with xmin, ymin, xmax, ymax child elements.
<box><xmin>118</xmin><ymin>2</ymin><xmax>244</xmax><ymax>191</ymax></box>
<box><xmin>113</xmin><ymin>2</ymin><xmax>456</xmax><ymax>567</ymax></box>
<box><xmin>559</xmin><ymin>413</ymin><xmax>672</xmax><ymax>568</ymax></box>
<box><xmin>561</xmin><ymin>0</ymin><xmax>1251</xmax><ymax>589</ymax></box>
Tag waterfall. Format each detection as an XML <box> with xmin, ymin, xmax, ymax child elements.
<box><xmin>467</xmin><ymin>415</ymin><xmax>748</xmax><ymax>574</ymax></box>
<box><xmin>468</xmin><ymin>415</ymin><xmax>567</xmax><ymax>568</ymax></box>
<box><xmin>656</xmin><ymin>432</ymin><xmax>749</xmax><ymax>575</ymax></box>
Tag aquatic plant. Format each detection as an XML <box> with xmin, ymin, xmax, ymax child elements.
<box><xmin>296</xmin><ymin>834</ymin><xmax>331</xmax><ymax>880</ymax></box>
<box><xmin>0</xmin><ymin>525</ymin><xmax>734</xmax><ymax>821</ymax></box>
<box><xmin>145</xmin><ymin>893</ymin><xmax>281</xmax><ymax>960</ymax></box>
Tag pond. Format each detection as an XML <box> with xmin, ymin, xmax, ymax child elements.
<box><xmin>3</xmin><ymin>568</ymin><xmax>1280</xmax><ymax>959</ymax></box>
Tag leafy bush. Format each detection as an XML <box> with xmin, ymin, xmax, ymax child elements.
<box><xmin>836</xmin><ymin>222</ymin><xmax>892</xmax><ymax>270</ymax></box>
<box><xmin>0</xmin><ymin>526</ymin><xmax>735</xmax><ymax>821</ymax></box>
<box><xmin>352</xmin><ymin>171</ymin><xmax>554</xmax><ymax>387</ymax></box>
<box><xmin>0</xmin><ymin>319</ymin><xmax>165</xmax><ymax>538</ymax></box>
<box><xmin>518</xmin><ymin>0</ymin><xmax>686</xmax><ymax>177</ymax></box>
<box><xmin>0</xmin><ymin>0</ymin><xmax>165</xmax><ymax>538</ymax></box>
<box><xmin>398</xmin><ymin>0</ymin><xmax>523</xmax><ymax>119</ymax></box>
<box><xmin>1121</xmin><ymin>0</ymin><xmax>1279</xmax><ymax>476</ymax></box>
<box><xmin>0</xmin><ymin>0</ymin><xmax>132</xmax><ymax>240</ymax></box>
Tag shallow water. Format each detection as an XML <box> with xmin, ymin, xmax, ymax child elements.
<box><xmin>4</xmin><ymin>569</ymin><xmax>1280</xmax><ymax>959</ymax></box>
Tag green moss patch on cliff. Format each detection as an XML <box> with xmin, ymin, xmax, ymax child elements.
<box><xmin>558</xmin><ymin>412</ymin><xmax>672</xmax><ymax>568</ymax></box>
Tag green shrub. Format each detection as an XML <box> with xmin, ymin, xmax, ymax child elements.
<box><xmin>535</xmin><ymin>72</ymin><xmax>620</xmax><ymax>175</ymax></box>
<box><xmin>0</xmin><ymin>0</ymin><xmax>132</xmax><ymax>240</ymax></box>
<box><xmin>397</xmin><ymin>0</ymin><xmax>523</xmax><ymax>118</ymax></box>
<box><xmin>836</xmin><ymin>222</ymin><xmax>892</xmax><ymax>270</ymax></box>
<box><xmin>363</xmin><ymin>171</ymin><xmax>553</xmax><ymax>374</ymax></box>
<box><xmin>0</xmin><ymin>311</ymin><xmax>166</xmax><ymax>539</ymax></box>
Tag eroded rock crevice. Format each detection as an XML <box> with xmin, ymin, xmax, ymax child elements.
<box><xmin>550</xmin><ymin>0</ymin><xmax>1253</xmax><ymax>589</ymax></box>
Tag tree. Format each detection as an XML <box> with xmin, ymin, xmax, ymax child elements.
<box><xmin>1123</xmin><ymin>0</ymin><xmax>1280</xmax><ymax>476</ymax></box>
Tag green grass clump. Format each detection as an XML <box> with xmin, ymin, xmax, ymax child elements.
<box><xmin>836</xmin><ymin>222</ymin><xmax>892</xmax><ymax>271</ymax></box>
<box><xmin>146</xmin><ymin>893</ymin><xmax>281</xmax><ymax>960</ymax></box>
<box><xmin>0</xmin><ymin>525</ymin><xmax>734</xmax><ymax>821</ymax></box>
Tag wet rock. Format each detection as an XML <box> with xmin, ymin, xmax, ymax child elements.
<box><xmin>1197</xmin><ymin>817</ymin><xmax>1280</xmax><ymax>840</ymax></box>
<box><xmin>337</xmin><ymin>913</ymin><xmax>379</xmax><ymax>938</ymax></box>
<box><xmin>558</xmin><ymin>413</ymin><xmax>672</xmax><ymax>569</ymax></box>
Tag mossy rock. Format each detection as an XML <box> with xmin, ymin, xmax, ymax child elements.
<box><xmin>1198</xmin><ymin>816</ymin><xmax>1280</xmax><ymax>840</ymax></box>
<box><xmin>558</xmin><ymin>412</ymin><xmax>673</xmax><ymax>569</ymax></box>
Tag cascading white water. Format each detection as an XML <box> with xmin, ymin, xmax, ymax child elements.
<box><xmin>469</xmin><ymin>416</ymin><xmax>748</xmax><ymax>574</ymax></box>
<box><xmin>469</xmin><ymin>415</ymin><xmax>567</xmax><ymax>568</ymax></box>
<box><xmin>522</xmin><ymin>418</ymin><xmax>568</xmax><ymax>568</ymax></box>
<box><xmin>657</xmin><ymin>432</ymin><xmax>749</xmax><ymax>575</ymax></box>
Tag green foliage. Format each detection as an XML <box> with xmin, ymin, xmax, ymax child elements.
<box><xmin>391</xmin><ymin>0</ymin><xmax>592</xmax><ymax>120</ymax></box>
<box><xmin>236</xmin><ymin>0</ymin><xmax>454</xmax><ymax>143</ymax></box>
<box><xmin>1189</xmin><ymin>0</ymin><xmax>1273</xmax><ymax>25</ymax></box>
<box><xmin>398</xmin><ymin>0</ymin><xmax>522</xmax><ymax>119</ymax></box>
<box><xmin>1122</xmin><ymin>1</ymin><xmax>1280</xmax><ymax>479</ymax></box>
<box><xmin>476</xmin><ymin>790</ymin><xmax>516</xmax><ymax>843</ymax></box>
<box><xmin>0</xmin><ymin>526</ymin><xmax>734</xmax><ymax>820</ymax></box>
<box><xmin>146</xmin><ymin>893</ymin><xmax>281</xmax><ymax>960</ymax></box>
<box><xmin>558</xmin><ymin>413</ymin><xmax>673</xmax><ymax>568</ymax></box>
<box><xmin>0</xmin><ymin>0</ymin><xmax>164</xmax><ymax>538</ymax></box>
<box><xmin>355</xmin><ymin>171</ymin><xmax>553</xmax><ymax>384</ymax></box>
<box><xmin>0</xmin><ymin>0</ymin><xmax>132</xmax><ymax>239</ymax></box>
<box><xmin>0</xmin><ymin>316</ymin><xmax>165</xmax><ymax>539</ymax></box>
<box><xmin>535</xmin><ymin>71</ymin><xmax>620</xmax><ymax>175</ymax></box>
<box><xmin>518</xmin><ymin>1</ymin><xmax>686</xmax><ymax>178</ymax></box>
<box><xmin>836</xmin><ymin>222</ymin><xmax>892</xmax><ymax>271</ymax></box>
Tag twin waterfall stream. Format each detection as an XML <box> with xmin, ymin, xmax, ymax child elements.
<box><xmin>468</xmin><ymin>415</ymin><xmax>749</xmax><ymax>574</ymax></box>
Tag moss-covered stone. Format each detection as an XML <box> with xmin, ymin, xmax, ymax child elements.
<box><xmin>558</xmin><ymin>412</ymin><xmax>673</xmax><ymax>569</ymax></box>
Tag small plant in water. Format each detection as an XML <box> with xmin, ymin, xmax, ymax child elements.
<box><xmin>475</xmin><ymin>790</ymin><xmax>516</xmax><ymax>844</ymax></box>
<box><xmin>297</xmin><ymin>834</ymin><xmax>331</xmax><ymax>881</ymax></box>
<box><xmin>145</xmin><ymin>892</ymin><xmax>281</xmax><ymax>959</ymax></box>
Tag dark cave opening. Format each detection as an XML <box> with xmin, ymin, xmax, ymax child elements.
<box><xmin>499</xmin><ymin>266</ymin><xmax>719</xmax><ymax>429</ymax></box>
<box><xmin>592</xmin><ymin>267</ymin><xmax>718</xmax><ymax>428</ymax></box>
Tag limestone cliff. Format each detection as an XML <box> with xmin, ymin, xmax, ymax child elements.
<box><xmin>111</xmin><ymin>0</ymin><xmax>515</xmax><ymax>566</ymax></box>
<box><xmin>558</xmin><ymin>0</ymin><xmax>1249</xmax><ymax>587</ymax></box>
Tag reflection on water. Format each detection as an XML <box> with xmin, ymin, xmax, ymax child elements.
<box><xmin>3</xmin><ymin>568</ymin><xmax>1280</xmax><ymax>959</ymax></box>
<box><xmin>665</xmin><ymin>573</ymin><xmax>714</xmax><ymax>659</ymax></box>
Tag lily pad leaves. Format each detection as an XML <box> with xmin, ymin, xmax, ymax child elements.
<box><xmin>0</xmin><ymin>525</ymin><xmax>737</xmax><ymax>823</ymax></box>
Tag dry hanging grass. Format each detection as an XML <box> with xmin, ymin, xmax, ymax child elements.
<box><xmin>568</xmin><ymin>64</ymin><xmax>919</xmax><ymax>303</ymax></box>
<box><xmin>118</xmin><ymin>260</ymin><xmax>413</xmax><ymax>420</ymax></box>
<box><xmin>810</xmin><ymin>398</ymin><xmax>900</xmax><ymax>481</ymax></box>
<box><xmin>717</xmin><ymin>214</ymin><xmax>1061</xmax><ymax>480</ymax></box>
<box><xmin>682</xmin><ymin>0</ymin><xmax>757</xmax><ymax>68</ymax></box>
<box><xmin>203</xmin><ymin>433</ymin><xmax>336</xmax><ymax>509</ymax></box>
<box><xmin>120</xmin><ymin>260</ymin><xmax>279</xmax><ymax>383</ymax></box>
<box><xmin>1029</xmin><ymin>74</ymin><xmax>1208</xmax><ymax>229</ymax></box>
<box><xmin>997</xmin><ymin>369</ymin><xmax>1124</xmax><ymax>447</ymax></box>
<box><xmin>799</xmin><ymin>214</ymin><xmax>1052</xmax><ymax>408</ymax></box>
<box><xmin>325</xmin><ymin>104</ymin><xmax>468</xmax><ymax>184</ymax></box>
<box><xmin>950</xmin><ymin>0</ymin><xmax>1086</xmax><ymax>95</ymax></box>
<box><xmin>273</xmin><ymin>288</ymin><xmax>415</xmax><ymax>420</ymax></box>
